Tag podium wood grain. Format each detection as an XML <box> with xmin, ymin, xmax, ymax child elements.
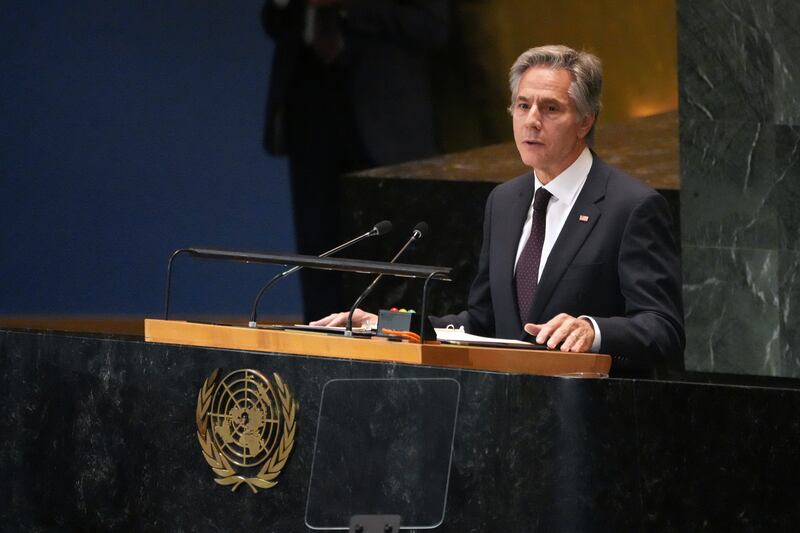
<box><xmin>144</xmin><ymin>319</ymin><xmax>611</xmax><ymax>377</ymax></box>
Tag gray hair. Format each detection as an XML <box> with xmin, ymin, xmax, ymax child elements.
<box><xmin>508</xmin><ymin>45</ymin><xmax>603</xmax><ymax>142</ymax></box>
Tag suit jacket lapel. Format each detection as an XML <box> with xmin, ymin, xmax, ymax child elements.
<box><xmin>526</xmin><ymin>159</ymin><xmax>609</xmax><ymax>325</ymax></box>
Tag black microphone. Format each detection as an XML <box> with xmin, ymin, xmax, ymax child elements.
<box><xmin>344</xmin><ymin>221</ymin><xmax>429</xmax><ymax>336</ymax></box>
<box><xmin>248</xmin><ymin>220</ymin><xmax>392</xmax><ymax>327</ymax></box>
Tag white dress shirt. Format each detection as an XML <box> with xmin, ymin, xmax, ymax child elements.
<box><xmin>513</xmin><ymin>147</ymin><xmax>602</xmax><ymax>352</ymax></box>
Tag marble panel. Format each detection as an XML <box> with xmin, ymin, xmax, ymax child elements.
<box><xmin>635</xmin><ymin>380</ymin><xmax>800</xmax><ymax>531</ymax></box>
<box><xmin>779</xmin><ymin>250</ymin><xmax>800</xmax><ymax>378</ymax></box>
<box><xmin>431</xmin><ymin>370</ymin><xmax>513</xmax><ymax>531</ymax></box>
<box><xmin>501</xmin><ymin>376</ymin><xmax>641</xmax><ymax>532</ymax></box>
<box><xmin>0</xmin><ymin>332</ymin><xmax>378</xmax><ymax>531</ymax></box>
<box><xmin>677</xmin><ymin>0</ymin><xmax>773</xmax><ymax>122</ymax></box>
<box><xmin>771</xmin><ymin>124</ymin><xmax>800</xmax><ymax>250</ymax></box>
<box><xmin>682</xmin><ymin>245</ymin><xmax>780</xmax><ymax>375</ymax></box>
<box><xmin>773</xmin><ymin>0</ymin><xmax>800</xmax><ymax>125</ymax></box>
<box><xmin>680</xmin><ymin>119</ymin><xmax>777</xmax><ymax>249</ymax></box>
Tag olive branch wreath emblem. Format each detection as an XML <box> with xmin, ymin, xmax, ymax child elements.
<box><xmin>195</xmin><ymin>368</ymin><xmax>297</xmax><ymax>493</ymax></box>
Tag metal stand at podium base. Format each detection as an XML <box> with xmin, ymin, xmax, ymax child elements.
<box><xmin>349</xmin><ymin>515</ymin><xmax>401</xmax><ymax>533</ymax></box>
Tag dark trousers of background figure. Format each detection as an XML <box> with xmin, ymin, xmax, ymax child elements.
<box><xmin>286</xmin><ymin>52</ymin><xmax>370</xmax><ymax>322</ymax></box>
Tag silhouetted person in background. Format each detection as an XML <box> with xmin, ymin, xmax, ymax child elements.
<box><xmin>262</xmin><ymin>0</ymin><xmax>448</xmax><ymax>321</ymax></box>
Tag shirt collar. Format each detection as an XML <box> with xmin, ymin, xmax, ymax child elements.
<box><xmin>533</xmin><ymin>147</ymin><xmax>593</xmax><ymax>204</ymax></box>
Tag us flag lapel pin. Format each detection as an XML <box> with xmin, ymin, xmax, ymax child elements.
<box><xmin>579</xmin><ymin>214</ymin><xmax>590</xmax><ymax>222</ymax></box>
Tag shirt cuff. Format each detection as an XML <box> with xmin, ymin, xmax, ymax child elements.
<box><xmin>578</xmin><ymin>315</ymin><xmax>601</xmax><ymax>353</ymax></box>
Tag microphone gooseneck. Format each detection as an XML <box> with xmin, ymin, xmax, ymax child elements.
<box><xmin>345</xmin><ymin>222</ymin><xmax>429</xmax><ymax>336</ymax></box>
<box><xmin>248</xmin><ymin>220</ymin><xmax>392</xmax><ymax>327</ymax></box>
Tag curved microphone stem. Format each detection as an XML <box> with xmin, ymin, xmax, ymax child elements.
<box><xmin>344</xmin><ymin>231</ymin><xmax>421</xmax><ymax>336</ymax></box>
<box><xmin>420</xmin><ymin>271</ymin><xmax>448</xmax><ymax>343</ymax></box>
<box><xmin>249</xmin><ymin>223</ymin><xmax>390</xmax><ymax>327</ymax></box>
<box><xmin>248</xmin><ymin>271</ymin><xmax>295</xmax><ymax>327</ymax></box>
<box><xmin>164</xmin><ymin>248</ymin><xmax>192</xmax><ymax>320</ymax></box>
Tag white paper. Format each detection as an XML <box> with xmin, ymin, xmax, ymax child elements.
<box><xmin>434</xmin><ymin>327</ymin><xmax>533</xmax><ymax>346</ymax></box>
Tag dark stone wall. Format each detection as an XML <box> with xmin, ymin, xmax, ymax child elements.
<box><xmin>678</xmin><ymin>0</ymin><xmax>800</xmax><ymax>376</ymax></box>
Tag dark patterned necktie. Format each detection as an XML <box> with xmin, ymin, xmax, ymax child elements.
<box><xmin>515</xmin><ymin>187</ymin><xmax>552</xmax><ymax>321</ymax></box>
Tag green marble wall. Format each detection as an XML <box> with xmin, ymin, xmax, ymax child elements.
<box><xmin>678</xmin><ymin>0</ymin><xmax>800</xmax><ymax>376</ymax></box>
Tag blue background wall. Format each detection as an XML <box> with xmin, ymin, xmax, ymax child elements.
<box><xmin>1</xmin><ymin>1</ymin><xmax>302</xmax><ymax>319</ymax></box>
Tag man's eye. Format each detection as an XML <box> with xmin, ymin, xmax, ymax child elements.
<box><xmin>517</xmin><ymin>102</ymin><xmax>529</xmax><ymax>110</ymax></box>
<box><xmin>547</xmin><ymin>105</ymin><xmax>559</xmax><ymax>112</ymax></box>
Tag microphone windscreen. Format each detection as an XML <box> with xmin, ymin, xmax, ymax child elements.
<box><xmin>413</xmin><ymin>221</ymin><xmax>429</xmax><ymax>238</ymax></box>
<box><xmin>373</xmin><ymin>220</ymin><xmax>393</xmax><ymax>236</ymax></box>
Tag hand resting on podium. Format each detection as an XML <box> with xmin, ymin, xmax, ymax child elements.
<box><xmin>310</xmin><ymin>308</ymin><xmax>378</xmax><ymax>329</ymax></box>
<box><xmin>310</xmin><ymin>309</ymin><xmax>594</xmax><ymax>353</ymax></box>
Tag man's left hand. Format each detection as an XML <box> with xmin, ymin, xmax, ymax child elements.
<box><xmin>524</xmin><ymin>313</ymin><xmax>595</xmax><ymax>352</ymax></box>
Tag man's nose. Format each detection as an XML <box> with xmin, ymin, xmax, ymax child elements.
<box><xmin>525</xmin><ymin>106</ymin><xmax>542</xmax><ymax>128</ymax></box>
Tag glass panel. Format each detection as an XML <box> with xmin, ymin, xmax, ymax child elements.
<box><xmin>305</xmin><ymin>378</ymin><xmax>460</xmax><ymax>530</ymax></box>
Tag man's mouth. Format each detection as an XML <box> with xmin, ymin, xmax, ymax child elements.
<box><xmin>523</xmin><ymin>140</ymin><xmax>543</xmax><ymax>146</ymax></box>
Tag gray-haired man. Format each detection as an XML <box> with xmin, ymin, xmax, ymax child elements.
<box><xmin>315</xmin><ymin>45</ymin><xmax>684</xmax><ymax>371</ymax></box>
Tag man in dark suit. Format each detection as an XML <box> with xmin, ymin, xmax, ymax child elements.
<box><xmin>314</xmin><ymin>45</ymin><xmax>684</xmax><ymax>370</ymax></box>
<box><xmin>262</xmin><ymin>0</ymin><xmax>448</xmax><ymax>321</ymax></box>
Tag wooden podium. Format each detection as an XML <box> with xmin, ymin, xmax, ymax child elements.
<box><xmin>144</xmin><ymin>319</ymin><xmax>611</xmax><ymax>377</ymax></box>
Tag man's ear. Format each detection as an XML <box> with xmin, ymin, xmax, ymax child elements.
<box><xmin>577</xmin><ymin>113</ymin><xmax>595</xmax><ymax>139</ymax></box>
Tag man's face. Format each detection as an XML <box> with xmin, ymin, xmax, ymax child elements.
<box><xmin>512</xmin><ymin>66</ymin><xmax>594</xmax><ymax>183</ymax></box>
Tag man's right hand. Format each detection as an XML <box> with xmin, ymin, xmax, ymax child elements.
<box><xmin>309</xmin><ymin>308</ymin><xmax>378</xmax><ymax>328</ymax></box>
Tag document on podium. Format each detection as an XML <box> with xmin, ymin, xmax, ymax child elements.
<box><xmin>435</xmin><ymin>327</ymin><xmax>549</xmax><ymax>350</ymax></box>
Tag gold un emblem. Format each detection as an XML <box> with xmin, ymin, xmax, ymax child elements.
<box><xmin>196</xmin><ymin>368</ymin><xmax>297</xmax><ymax>492</ymax></box>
